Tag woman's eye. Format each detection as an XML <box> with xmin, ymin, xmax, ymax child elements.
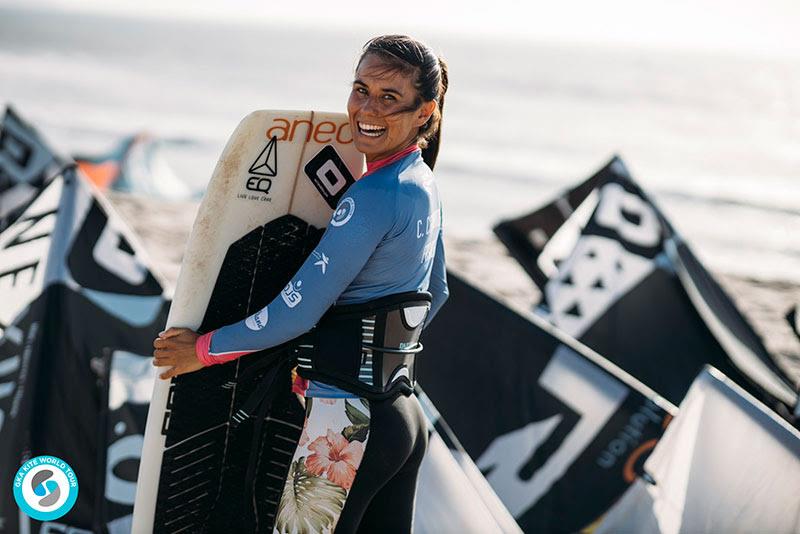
<box><xmin>382</xmin><ymin>94</ymin><xmax>396</xmax><ymax>102</ymax></box>
<box><xmin>355</xmin><ymin>87</ymin><xmax>368</xmax><ymax>95</ymax></box>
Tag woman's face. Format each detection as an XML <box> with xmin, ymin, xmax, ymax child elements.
<box><xmin>347</xmin><ymin>53</ymin><xmax>435</xmax><ymax>162</ymax></box>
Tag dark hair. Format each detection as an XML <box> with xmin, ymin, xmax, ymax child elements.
<box><xmin>357</xmin><ymin>35</ymin><xmax>449</xmax><ymax>170</ymax></box>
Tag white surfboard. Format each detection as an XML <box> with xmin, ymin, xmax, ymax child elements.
<box><xmin>131</xmin><ymin>110</ymin><xmax>364</xmax><ymax>533</ymax></box>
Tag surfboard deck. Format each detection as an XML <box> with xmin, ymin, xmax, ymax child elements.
<box><xmin>132</xmin><ymin>110</ymin><xmax>364</xmax><ymax>533</ymax></box>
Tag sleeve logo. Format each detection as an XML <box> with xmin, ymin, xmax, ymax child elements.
<box><xmin>281</xmin><ymin>281</ymin><xmax>303</xmax><ymax>308</ymax></box>
<box><xmin>311</xmin><ymin>250</ymin><xmax>329</xmax><ymax>274</ymax></box>
<box><xmin>245</xmin><ymin>308</ymin><xmax>269</xmax><ymax>330</ymax></box>
<box><xmin>331</xmin><ymin>197</ymin><xmax>355</xmax><ymax>227</ymax></box>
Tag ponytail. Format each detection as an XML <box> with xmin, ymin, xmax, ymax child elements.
<box><xmin>421</xmin><ymin>57</ymin><xmax>448</xmax><ymax>170</ymax></box>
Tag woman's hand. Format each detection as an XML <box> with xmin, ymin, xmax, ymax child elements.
<box><xmin>152</xmin><ymin>327</ymin><xmax>205</xmax><ymax>380</ymax></box>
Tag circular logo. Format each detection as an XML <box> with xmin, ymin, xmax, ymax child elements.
<box><xmin>331</xmin><ymin>197</ymin><xmax>355</xmax><ymax>227</ymax></box>
<box><xmin>13</xmin><ymin>455</ymin><xmax>79</xmax><ymax>521</ymax></box>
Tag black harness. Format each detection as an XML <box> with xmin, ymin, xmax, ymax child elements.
<box><xmin>294</xmin><ymin>291</ymin><xmax>431</xmax><ymax>399</ymax></box>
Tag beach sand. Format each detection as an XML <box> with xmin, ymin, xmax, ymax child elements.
<box><xmin>109</xmin><ymin>192</ymin><xmax>800</xmax><ymax>387</ymax></box>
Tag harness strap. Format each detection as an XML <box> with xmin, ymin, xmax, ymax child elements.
<box><xmin>240</xmin><ymin>357</ymin><xmax>295</xmax><ymax>530</ymax></box>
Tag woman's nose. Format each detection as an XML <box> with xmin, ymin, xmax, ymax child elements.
<box><xmin>360</xmin><ymin>96</ymin><xmax>380</xmax><ymax>116</ymax></box>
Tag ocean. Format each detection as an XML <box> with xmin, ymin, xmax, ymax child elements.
<box><xmin>1</xmin><ymin>7</ymin><xmax>798</xmax><ymax>282</ymax></box>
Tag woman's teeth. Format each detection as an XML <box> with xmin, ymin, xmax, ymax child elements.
<box><xmin>358</xmin><ymin>122</ymin><xmax>386</xmax><ymax>138</ymax></box>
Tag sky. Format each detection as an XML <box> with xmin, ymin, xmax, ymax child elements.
<box><xmin>6</xmin><ymin>0</ymin><xmax>800</xmax><ymax>57</ymax></box>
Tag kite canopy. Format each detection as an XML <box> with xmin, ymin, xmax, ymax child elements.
<box><xmin>0</xmin><ymin>107</ymin><xmax>65</xmax><ymax>232</ymax></box>
<box><xmin>596</xmin><ymin>366</ymin><xmax>800</xmax><ymax>533</ymax></box>
<box><xmin>418</xmin><ymin>272</ymin><xmax>675</xmax><ymax>533</ymax></box>
<box><xmin>74</xmin><ymin>133</ymin><xmax>194</xmax><ymax>199</ymax></box>
<box><xmin>0</xmin><ymin>108</ymin><xmax>170</xmax><ymax>532</ymax></box>
<box><xmin>494</xmin><ymin>156</ymin><xmax>798</xmax><ymax>421</ymax></box>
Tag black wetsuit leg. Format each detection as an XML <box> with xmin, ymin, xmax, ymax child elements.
<box><xmin>334</xmin><ymin>392</ymin><xmax>429</xmax><ymax>533</ymax></box>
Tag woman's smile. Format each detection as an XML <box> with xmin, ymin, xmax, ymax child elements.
<box><xmin>357</xmin><ymin>121</ymin><xmax>388</xmax><ymax>137</ymax></box>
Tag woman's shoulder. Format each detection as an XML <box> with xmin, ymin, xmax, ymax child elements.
<box><xmin>397</xmin><ymin>156</ymin><xmax>435</xmax><ymax>195</ymax></box>
<box><xmin>391</xmin><ymin>152</ymin><xmax>433</xmax><ymax>186</ymax></box>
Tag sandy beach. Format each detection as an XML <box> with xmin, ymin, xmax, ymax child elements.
<box><xmin>107</xmin><ymin>191</ymin><xmax>800</xmax><ymax>386</ymax></box>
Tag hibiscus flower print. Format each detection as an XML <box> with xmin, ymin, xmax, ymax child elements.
<box><xmin>305</xmin><ymin>430</ymin><xmax>364</xmax><ymax>490</ymax></box>
<box><xmin>274</xmin><ymin>398</ymin><xmax>371</xmax><ymax>532</ymax></box>
<box><xmin>275</xmin><ymin>459</ymin><xmax>346</xmax><ymax>534</ymax></box>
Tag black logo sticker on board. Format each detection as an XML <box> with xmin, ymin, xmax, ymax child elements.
<box><xmin>303</xmin><ymin>145</ymin><xmax>355</xmax><ymax>209</ymax></box>
<box><xmin>246</xmin><ymin>136</ymin><xmax>278</xmax><ymax>194</ymax></box>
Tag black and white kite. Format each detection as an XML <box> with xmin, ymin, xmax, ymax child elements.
<box><xmin>494</xmin><ymin>156</ymin><xmax>799</xmax><ymax>422</ymax></box>
<box><xmin>0</xmin><ymin>109</ymin><xmax>169</xmax><ymax>533</ymax></box>
<box><xmin>0</xmin><ymin>107</ymin><xmax>64</xmax><ymax>232</ymax></box>
<box><xmin>596</xmin><ymin>366</ymin><xmax>800</xmax><ymax>533</ymax></box>
<box><xmin>418</xmin><ymin>273</ymin><xmax>675</xmax><ymax>532</ymax></box>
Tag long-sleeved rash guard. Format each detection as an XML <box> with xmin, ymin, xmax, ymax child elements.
<box><xmin>196</xmin><ymin>145</ymin><xmax>448</xmax><ymax>398</ymax></box>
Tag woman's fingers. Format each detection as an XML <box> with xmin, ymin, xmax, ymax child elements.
<box><xmin>153</xmin><ymin>336</ymin><xmax>180</xmax><ymax>350</ymax></box>
<box><xmin>152</xmin><ymin>329</ymin><xmax>202</xmax><ymax>379</ymax></box>
<box><xmin>159</xmin><ymin>366</ymin><xmax>178</xmax><ymax>380</ymax></box>
<box><xmin>158</xmin><ymin>327</ymin><xmax>186</xmax><ymax>340</ymax></box>
<box><xmin>153</xmin><ymin>335</ymin><xmax>184</xmax><ymax>351</ymax></box>
<box><xmin>152</xmin><ymin>351</ymin><xmax>175</xmax><ymax>367</ymax></box>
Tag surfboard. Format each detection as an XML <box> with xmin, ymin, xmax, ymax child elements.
<box><xmin>132</xmin><ymin>110</ymin><xmax>364</xmax><ymax>533</ymax></box>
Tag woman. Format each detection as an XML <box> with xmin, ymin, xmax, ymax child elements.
<box><xmin>153</xmin><ymin>35</ymin><xmax>449</xmax><ymax>532</ymax></box>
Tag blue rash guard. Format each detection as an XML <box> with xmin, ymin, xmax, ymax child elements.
<box><xmin>196</xmin><ymin>146</ymin><xmax>449</xmax><ymax>398</ymax></box>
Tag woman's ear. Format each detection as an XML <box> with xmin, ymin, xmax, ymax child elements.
<box><xmin>414</xmin><ymin>100</ymin><xmax>437</xmax><ymax>128</ymax></box>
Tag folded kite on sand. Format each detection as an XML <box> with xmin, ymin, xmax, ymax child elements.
<box><xmin>494</xmin><ymin>156</ymin><xmax>798</xmax><ymax>422</ymax></box>
<box><xmin>0</xmin><ymin>107</ymin><xmax>169</xmax><ymax>533</ymax></box>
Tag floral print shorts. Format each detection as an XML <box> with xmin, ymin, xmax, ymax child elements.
<box><xmin>273</xmin><ymin>397</ymin><xmax>370</xmax><ymax>533</ymax></box>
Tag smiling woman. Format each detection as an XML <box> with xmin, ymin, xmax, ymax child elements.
<box><xmin>349</xmin><ymin>35</ymin><xmax>448</xmax><ymax>168</ymax></box>
<box><xmin>152</xmin><ymin>34</ymin><xmax>450</xmax><ymax>532</ymax></box>
<box><xmin>347</xmin><ymin>55</ymin><xmax>434</xmax><ymax>160</ymax></box>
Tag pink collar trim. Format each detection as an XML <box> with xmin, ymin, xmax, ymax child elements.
<box><xmin>364</xmin><ymin>144</ymin><xmax>420</xmax><ymax>176</ymax></box>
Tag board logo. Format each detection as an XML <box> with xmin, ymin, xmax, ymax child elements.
<box><xmin>281</xmin><ymin>280</ymin><xmax>303</xmax><ymax>308</ymax></box>
<box><xmin>245</xmin><ymin>308</ymin><xmax>269</xmax><ymax>330</ymax></box>
<box><xmin>246</xmin><ymin>136</ymin><xmax>278</xmax><ymax>194</ymax></box>
<box><xmin>13</xmin><ymin>455</ymin><xmax>79</xmax><ymax>521</ymax></box>
<box><xmin>331</xmin><ymin>197</ymin><xmax>355</xmax><ymax>227</ymax></box>
<box><xmin>266</xmin><ymin>117</ymin><xmax>353</xmax><ymax>145</ymax></box>
<box><xmin>304</xmin><ymin>145</ymin><xmax>356</xmax><ymax>209</ymax></box>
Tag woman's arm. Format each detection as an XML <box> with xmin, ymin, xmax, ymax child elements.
<box><xmin>153</xmin><ymin>180</ymin><xmax>394</xmax><ymax>377</ymax></box>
